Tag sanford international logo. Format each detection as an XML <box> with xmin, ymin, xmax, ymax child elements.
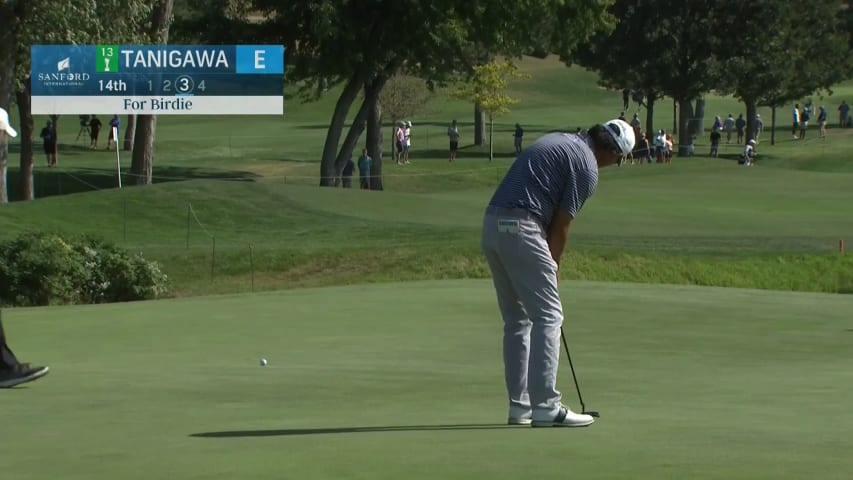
<box><xmin>36</xmin><ymin>56</ymin><xmax>91</xmax><ymax>87</ymax></box>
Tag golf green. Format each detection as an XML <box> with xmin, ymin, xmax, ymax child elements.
<box><xmin>2</xmin><ymin>279</ymin><xmax>851</xmax><ymax>479</ymax></box>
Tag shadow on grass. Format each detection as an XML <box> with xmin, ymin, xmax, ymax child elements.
<box><xmin>4</xmin><ymin>165</ymin><xmax>260</xmax><ymax>201</ymax></box>
<box><xmin>191</xmin><ymin>423</ymin><xmax>519</xmax><ymax>438</ymax></box>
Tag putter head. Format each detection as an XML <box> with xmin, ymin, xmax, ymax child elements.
<box><xmin>584</xmin><ymin>411</ymin><xmax>600</xmax><ymax>418</ymax></box>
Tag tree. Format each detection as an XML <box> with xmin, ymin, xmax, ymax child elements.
<box><xmin>131</xmin><ymin>0</ymin><xmax>175</xmax><ymax>186</ymax></box>
<box><xmin>254</xmin><ymin>0</ymin><xmax>613</xmax><ymax>187</ymax></box>
<box><xmin>378</xmin><ymin>75</ymin><xmax>434</xmax><ymax>165</ymax></box>
<box><xmin>0</xmin><ymin>1</ymin><xmax>18</xmax><ymax>204</ymax></box>
<box><xmin>579</xmin><ymin>0</ymin><xmax>747</xmax><ymax>155</ymax></box>
<box><xmin>452</xmin><ymin>61</ymin><xmax>529</xmax><ymax>161</ymax></box>
<box><xmin>0</xmin><ymin>0</ymin><xmax>152</xmax><ymax>202</ymax></box>
<box><xmin>718</xmin><ymin>1</ymin><xmax>851</xmax><ymax>145</ymax></box>
<box><xmin>575</xmin><ymin>0</ymin><xmax>669</xmax><ymax>138</ymax></box>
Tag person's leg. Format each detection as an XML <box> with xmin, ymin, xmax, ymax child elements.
<box><xmin>487</xmin><ymin>214</ymin><xmax>562</xmax><ymax>412</ymax></box>
<box><xmin>1</xmin><ymin>318</ymin><xmax>20</xmax><ymax>368</ymax></box>
<box><xmin>482</xmin><ymin>217</ymin><xmax>532</xmax><ymax>421</ymax></box>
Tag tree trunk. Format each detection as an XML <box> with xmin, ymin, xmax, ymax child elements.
<box><xmin>333</xmin><ymin>96</ymin><xmax>369</xmax><ymax>185</ymax></box>
<box><xmin>130</xmin><ymin>0</ymin><xmax>174</xmax><ymax>186</ymax></box>
<box><xmin>123</xmin><ymin>115</ymin><xmax>136</xmax><ymax>151</ymax></box>
<box><xmin>474</xmin><ymin>103</ymin><xmax>486</xmax><ymax>146</ymax></box>
<box><xmin>0</xmin><ymin>135</ymin><xmax>6</xmax><ymax>204</ymax></box>
<box><xmin>0</xmin><ymin>2</ymin><xmax>17</xmax><ymax>204</ymax></box>
<box><xmin>677</xmin><ymin>98</ymin><xmax>694</xmax><ymax>156</ymax></box>
<box><xmin>672</xmin><ymin>98</ymin><xmax>678</xmax><ymax>135</ymax></box>
<box><xmin>770</xmin><ymin>106</ymin><xmax>777</xmax><ymax>146</ymax></box>
<box><xmin>360</xmin><ymin>73</ymin><xmax>389</xmax><ymax>190</ymax></box>
<box><xmin>645</xmin><ymin>94</ymin><xmax>656</xmax><ymax>140</ymax></box>
<box><xmin>744</xmin><ymin>99</ymin><xmax>757</xmax><ymax>143</ymax></box>
<box><xmin>389</xmin><ymin>121</ymin><xmax>397</xmax><ymax>164</ymax></box>
<box><xmin>367</xmin><ymin>92</ymin><xmax>383</xmax><ymax>190</ymax></box>
<box><xmin>488</xmin><ymin>115</ymin><xmax>494</xmax><ymax>161</ymax></box>
<box><xmin>131</xmin><ymin>115</ymin><xmax>156</xmax><ymax>185</ymax></box>
<box><xmin>691</xmin><ymin>97</ymin><xmax>705</xmax><ymax>139</ymax></box>
<box><xmin>15</xmin><ymin>86</ymin><xmax>34</xmax><ymax>200</ymax></box>
<box><xmin>320</xmin><ymin>72</ymin><xmax>365</xmax><ymax>186</ymax></box>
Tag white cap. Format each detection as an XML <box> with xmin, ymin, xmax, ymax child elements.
<box><xmin>0</xmin><ymin>107</ymin><xmax>17</xmax><ymax>138</ymax></box>
<box><xmin>603</xmin><ymin>119</ymin><xmax>635</xmax><ymax>157</ymax></box>
<box><xmin>748</xmin><ymin>139</ymin><xmax>756</xmax><ymax>145</ymax></box>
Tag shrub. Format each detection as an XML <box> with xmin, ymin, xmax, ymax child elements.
<box><xmin>0</xmin><ymin>232</ymin><xmax>168</xmax><ymax>307</ymax></box>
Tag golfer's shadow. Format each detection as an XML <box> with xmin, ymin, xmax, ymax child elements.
<box><xmin>191</xmin><ymin>423</ymin><xmax>515</xmax><ymax>438</ymax></box>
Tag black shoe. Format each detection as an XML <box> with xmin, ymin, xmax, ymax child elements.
<box><xmin>0</xmin><ymin>363</ymin><xmax>50</xmax><ymax>388</ymax></box>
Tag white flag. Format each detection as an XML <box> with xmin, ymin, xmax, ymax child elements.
<box><xmin>57</xmin><ymin>57</ymin><xmax>70</xmax><ymax>71</ymax></box>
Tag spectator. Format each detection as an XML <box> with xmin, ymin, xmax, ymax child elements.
<box><xmin>818</xmin><ymin>105</ymin><xmax>827</xmax><ymax>139</ymax></box>
<box><xmin>630</xmin><ymin>113</ymin><xmax>641</xmax><ymax>130</ymax></box>
<box><xmin>724</xmin><ymin>114</ymin><xmax>735</xmax><ymax>144</ymax></box>
<box><xmin>341</xmin><ymin>155</ymin><xmax>354</xmax><ymax>188</ymax></box>
<box><xmin>618</xmin><ymin>111</ymin><xmax>626</xmax><ymax>122</ymax></box>
<box><xmin>513</xmin><ymin>123</ymin><xmax>524</xmax><ymax>154</ymax></box>
<box><xmin>622</xmin><ymin>89</ymin><xmax>630</xmax><ymax>111</ymax></box>
<box><xmin>107</xmin><ymin>114</ymin><xmax>120</xmax><ymax>150</ymax></box>
<box><xmin>639</xmin><ymin>129</ymin><xmax>652</xmax><ymax>163</ymax></box>
<box><xmin>448</xmin><ymin>120</ymin><xmax>460</xmax><ymax>162</ymax></box>
<box><xmin>712</xmin><ymin>115</ymin><xmax>723</xmax><ymax>132</ymax></box>
<box><xmin>654</xmin><ymin>129</ymin><xmax>667</xmax><ymax>163</ymax></box>
<box><xmin>39</xmin><ymin>120</ymin><xmax>57</xmax><ymax>167</ymax></box>
<box><xmin>799</xmin><ymin>105</ymin><xmax>810</xmax><ymax>140</ymax></box>
<box><xmin>710</xmin><ymin>127</ymin><xmax>721</xmax><ymax>157</ymax></box>
<box><xmin>754</xmin><ymin>114</ymin><xmax>763</xmax><ymax>141</ymax></box>
<box><xmin>792</xmin><ymin>104</ymin><xmax>800</xmax><ymax>139</ymax></box>
<box><xmin>357</xmin><ymin>148</ymin><xmax>372</xmax><ymax>189</ymax></box>
<box><xmin>395</xmin><ymin>121</ymin><xmax>405</xmax><ymax>164</ymax></box>
<box><xmin>403</xmin><ymin>121</ymin><xmax>412</xmax><ymax>164</ymax></box>
<box><xmin>663</xmin><ymin>131</ymin><xmax>674</xmax><ymax>163</ymax></box>
<box><xmin>89</xmin><ymin>114</ymin><xmax>102</xmax><ymax>149</ymax></box>
<box><xmin>839</xmin><ymin>100</ymin><xmax>849</xmax><ymax>128</ymax></box>
<box><xmin>740</xmin><ymin>139</ymin><xmax>756</xmax><ymax>166</ymax></box>
<box><xmin>735</xmin><ymin>114</ymin><xmax>746</xmax><ymax>144</ymax></box>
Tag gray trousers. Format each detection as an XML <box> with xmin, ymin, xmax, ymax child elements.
<box><xmin>481</xmin><ymin>206</ymin><xmax>563</xmax><ymax>411</ymax></box>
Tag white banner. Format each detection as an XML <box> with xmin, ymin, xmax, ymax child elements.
<box><xmin>31</xmin><ymin>96</ymin><xmax>283</xmax><ymax>115</ymax></box>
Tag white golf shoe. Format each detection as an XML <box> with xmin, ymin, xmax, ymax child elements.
<box><xmin>507</xmin><ymin>405</ymin><xmax>533</xmax><ymax>425</ymax></box>
<box><xmin>531</xmin><ymin>404</ymin><xmax>595</xmax><ymax>427</ymax></box>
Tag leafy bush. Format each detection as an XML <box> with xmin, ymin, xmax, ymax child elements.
<box><xmin>0</xmin><ymin>232</ymin><xmax>168</xmax><ymax>307</ymax></box>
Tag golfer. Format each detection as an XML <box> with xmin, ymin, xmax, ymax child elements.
<box><xmin>0</xmin><ymin>108</ymin><xmax>50</xmax><ymax>388</ymax></box>
<box><xmin>481</xmin><ymin>119</ymin><xmax>634</xmax><ymax>427</ymax></box>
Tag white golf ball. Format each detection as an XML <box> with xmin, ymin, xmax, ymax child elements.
<box><xmin>260</xmin><ymin>358</ymin><xmax>268</xmax><ymax>366</ymax></box>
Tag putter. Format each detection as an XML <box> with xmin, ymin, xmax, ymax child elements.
<box><xmin>560</xmin><ymin>327</ymin><xmax>600</xmax><ymax>418</ymax></box>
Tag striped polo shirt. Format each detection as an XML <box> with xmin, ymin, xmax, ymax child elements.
<box><xmin>488</xmin><ymin>132</ymin><xmax>599</xmax><ymax>227</ymax></box>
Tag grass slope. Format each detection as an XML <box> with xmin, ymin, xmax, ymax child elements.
<box><xmin>2</xmin><ymin>280</ymin><xmax>852</xmax><ymax>480</ymax></box>
<box><xmin>1</xmin><ymin>56</ymin><xmax>852</xmax><ymax>295</ymax></box>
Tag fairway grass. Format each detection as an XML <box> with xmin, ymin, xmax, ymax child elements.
<box><xmin>2</xmin><ymin>280</ymin><xmax>853</xmax><ymax>479</ymax></box>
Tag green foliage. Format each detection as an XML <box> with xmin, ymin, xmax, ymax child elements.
<box><xmin>719</xmin><ymin>0</ymin><xmax>852</xmax><ymax>109</ymax></box>
<box><xmin>0</xmin><ymin>232</ymin><xmax>88</xmax><ymax>306</ymax></box>
<box><xmin>452</xmin><ymin>61</ymin><xmax>529</xmax><ymax>118</ymax></box>
<box><xmin>76</xmin><ymin>236</ymin><xmax>170</xmax><ymax>303</ymax></box>
<box><xmin>0</xmin><ymin>232</ymin><xmax>168</xmax><ymax>307</ymax></box>
<box><xmin>12</xmin><ymin>0</ymin><xmax>154</xmax><ymax>88</ymax></box>
<box><xmin>378</xmin><ymin>75</ymin><xmax>435</xmax><ymax>124</ymax></box>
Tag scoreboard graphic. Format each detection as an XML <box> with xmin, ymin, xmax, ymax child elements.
<box><xmin>31</xmin><ymin>45</ymin><xmax>284</xmax><ymax>115</ymax></box>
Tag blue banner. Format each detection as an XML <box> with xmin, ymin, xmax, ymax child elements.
<box><xmin>31</xmin><ymin>45</ymin><xmax>284</xmax><ymax>94</ymax></box>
